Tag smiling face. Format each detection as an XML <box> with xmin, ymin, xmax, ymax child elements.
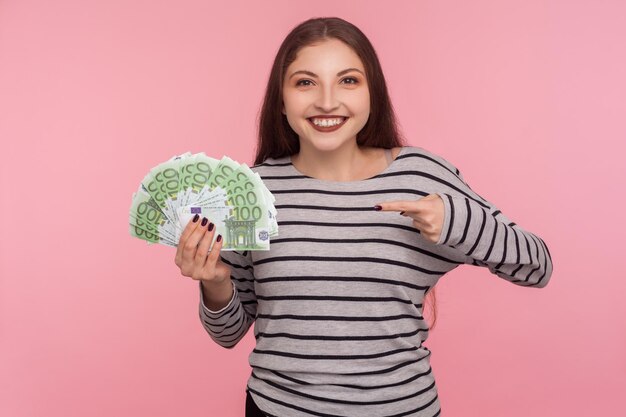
<box><xmin>282</xmin><ymin>38</ymin><xmax>371</xmax><ymax>154</ymax></box>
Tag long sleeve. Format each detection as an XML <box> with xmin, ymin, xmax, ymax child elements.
<box><xmin>198</xmin><ymin>249</ymin><xmax>258</xmax><ymax>348</ymax></box>
<box><xmin>434</xmin><ymin>169</ymin><xmax>553</xmax><ymax>288</ymax></box>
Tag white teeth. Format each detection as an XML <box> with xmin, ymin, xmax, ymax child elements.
<box><xmin>311</xmin><ymin>117</ymin><xmax>345</xmax><ymax>127</ymax></box>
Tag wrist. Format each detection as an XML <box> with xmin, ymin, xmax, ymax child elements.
<box><xmin>200</xmin><ymin>276</ymin><xmax>230</xmax><ymax>290</ymax></box>
<box><xmin>200</xmin><ymin>278</ymin><xmax>234</xmax><ymax>312</ymax></box>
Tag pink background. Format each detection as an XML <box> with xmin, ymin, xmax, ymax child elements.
<box><xmin>1</xmin><ymin>0</ymin><xmax>624</xmax><ymax>416</ymax></box>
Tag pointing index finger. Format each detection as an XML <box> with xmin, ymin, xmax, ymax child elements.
<box><xmin>374</xmin><ymin>201</ymin><xmax>418</xmax><ymax>212</ymax></box>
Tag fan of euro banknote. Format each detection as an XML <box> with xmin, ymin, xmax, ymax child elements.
<box><xmin>129</xmin><ymin>152</ymin><xmax>278</xmax><ymax>251</ymax></box>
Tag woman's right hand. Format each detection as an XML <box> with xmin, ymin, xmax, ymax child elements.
<box><xmin>174</xmin><ymin>214</ymin><xmax>231</xmax><ymax>284</ymax></box>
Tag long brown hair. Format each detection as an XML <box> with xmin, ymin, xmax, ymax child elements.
<box><xmin>252</xmin><ymin>16</ymin><xmax>438</xmax><ymax>329</ymax></box>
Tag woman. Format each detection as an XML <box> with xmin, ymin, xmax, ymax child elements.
<box><xmin>175</xmin><ymin>17</ymin><xmax>553</xmax><ymax>417</ymax></box>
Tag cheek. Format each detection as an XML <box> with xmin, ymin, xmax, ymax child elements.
<box><xmin>283</xmin><ymin>94</ymin><xmax>308</xmax><ymax>115</ymax></box>
<box><xmin>284</xmin><ymin>110</ymin><xmax>307</xmax><ymax>136</ymax></box>
<box><xmin>284</xmin><ymin>113</ymin><xmax>301</xmax><ymax>133</ymax></box>
<box><xmin>351</xmin><ymin>91</ymin><xmax>370</xmax><ymax>116</ymax></box>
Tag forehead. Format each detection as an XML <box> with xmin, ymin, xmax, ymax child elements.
<box><xmin>289</xmin><ymin>38</ymin><xmax>365</xmax><ymax>71</ymax></box>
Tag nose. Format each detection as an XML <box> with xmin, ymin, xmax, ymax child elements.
<box><xmin>314</xmin><ymin>84</ymin><xmax>340</xmax><ymax>112</ymax></box>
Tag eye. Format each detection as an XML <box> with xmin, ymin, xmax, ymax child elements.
<box><xmin>295</xmin><ymin>79</ymin><xmax>313</xmax><ymax>86</ymax></box>
<box><xmin>341</xmin><ymin>77</ymin><xmax>359</xmax><ymax>85</ymax></box>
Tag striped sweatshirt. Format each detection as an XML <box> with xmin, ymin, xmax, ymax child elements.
<box><xmin>198</xmin><ymin>145</ymin><xmax>553</xmax><ymax>417</ymax></box>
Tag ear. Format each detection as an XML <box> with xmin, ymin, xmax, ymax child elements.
<box><xmin>281</xmin><ymin>104</ymin><xmax>286</xmax><ymax>115</ymax></box>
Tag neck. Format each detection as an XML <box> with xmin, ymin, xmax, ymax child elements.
<box><xmin>292</xmin><ymin>141</ymin><xmax>373</xmax><ymax>182</ymax></box>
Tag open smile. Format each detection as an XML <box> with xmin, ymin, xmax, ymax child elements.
<box><xmin>307</xmin><ymin>117</ymin><xmax>348</xmax><ymax>132</ymax></box>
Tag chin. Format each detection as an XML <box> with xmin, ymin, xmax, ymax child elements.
<box><xmin>301</xmin><ymin>137</ymin><xmax>357</xmax><ymax>154</ymax></box>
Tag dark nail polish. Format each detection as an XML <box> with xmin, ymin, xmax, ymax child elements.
<box><xmin>374</xmin><ymin>205</ymin><xmax>382</xmax><ymax>211</ymax></box>
<box><xmin>217</xmin><ymin>234</ymin><xmax>222</xmax><ymax>242</ymax></box>
<box><xmin>201</xmin><ymin>217</ymin><xmax>208</xmax><ymax>226</ymax></box>
<box><xmin>192</xmin><ymin>213</ymin><xmax>200</xmax><ymax>222</ymax></box>
<box><xmin>400</xmin><ymin>211</ymin><xmax>405</xmax><ymax>215</ymax></box>
<box><xmin>208</xmin><ymin>223</ymin><xmax>214</xmax><ymax>231</ymax></box>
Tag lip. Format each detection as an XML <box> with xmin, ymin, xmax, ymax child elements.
<box><xmin>308</xmin><ymin>115</ymin><xmax>347</xmax><ymax>119</ymax></box>
<box><xmin>307</xmin><ymin>116</ymin><xmax>348</xmax><ymax>133</ymax></box>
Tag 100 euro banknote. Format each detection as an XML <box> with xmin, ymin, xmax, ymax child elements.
<box><xmin>129</xmin><ymin>152</ymin><xmax>278</xmax><ymax>251</ymax></box>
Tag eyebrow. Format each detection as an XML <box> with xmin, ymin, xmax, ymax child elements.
<box><xmin>288</xmin><ymin>68</ymin><xmax>365</xmax><ymax>80</ymax></box>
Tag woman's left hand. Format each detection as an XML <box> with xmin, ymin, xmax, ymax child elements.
<box><xmin>375</xmin><ymin>194</ymin><xmax>445</xmax><ymax>244</ymax></box>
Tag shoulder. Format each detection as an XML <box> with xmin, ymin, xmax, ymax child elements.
<box><xmin>249</xmin><ymin>155</ymin><xmax>292</xmax><ymax>178</ymax></box>
<box><xmin>398</xmin><ymin>145</ymin><xmax>463</xmax><ymax>178</ymax></box>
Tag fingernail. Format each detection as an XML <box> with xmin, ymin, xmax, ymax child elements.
<box><xmin>400</xmin><ymin>211</ymin><xmax>405</xmax><ymax>215</ymax></box>
<box><xmin>217</xmin><ymin>234</ymin><xmax>222</xmax><ymax>242</ymax></box>
<box><xmin>192</xmin><ymin>213</ymin><xmax>200</xmax><ymax>222</ymax></box>
<box><xmin>208</xmin><ymin>222</ymin><xmax>214</xmax><ymax>231</ymax></box>
<box><xmin>201</xmin><ymin>217</ymin><xmax>208</xmax><ymax>226</ymax></box>
<box><xmin>374</xmin><ymin>205</ymin><xmax>382</xmax><ymax>211</ymax></box>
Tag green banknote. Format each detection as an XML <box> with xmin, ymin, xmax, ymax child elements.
<box><xmin>129</xmin><ymin>152</ymin><xmax>277</xmax><ymax>251</ymax></box>
<box><xmin>179</xmin><ymin>152</ymin><xmax>220</xmax><ymax>207</ymax></box>
<box><xmin>208</xmin><ymin>156</ymin><xmax>240</xmax><ymax>190</ymax></box>
<box><xmin>140</xmin><ymin>153</ymin><xmax>187</xmax><ymax>225</ymax></box>
<box><xmin>128</xmin><ymin>187</ymin><xmax>178</xmax><ymax>246</ymax></box>
<box><xmin>221</xmin><ymin>163</ymin><xmax>278</xmax><ymax>238</ymax></box>
<box><xmin>221</xmin><ymin>164</ymin><xmax>271</xmax><ymax>250</ymax></box>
